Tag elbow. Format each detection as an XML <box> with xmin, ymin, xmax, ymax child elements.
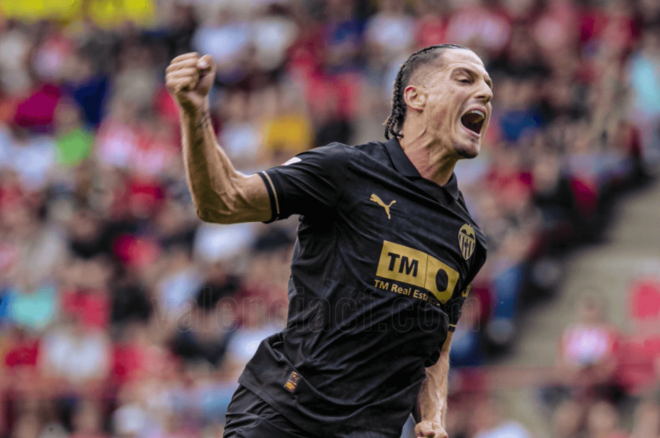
<box><xmin>193</xmin><ymin>183</ymin><xmax>247</xmax><ymax>224</ymax></box>
<box><xmin>196</xmin><ymin>207</ymin><xmax>235</xmax><ymax>224</ymax></box>
<box><xmin>195</xmin><ymin>204</ymin><xmax>236</xmax><ymax>224</ymax></box>
<box><xmin>196</xmin><ymin>207</ymin><xmax>217</xmax><ymax>223</ymax></box>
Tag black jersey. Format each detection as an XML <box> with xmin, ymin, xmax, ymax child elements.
<box><xmin>241</xmin><ymin>138</ymin><xmax>487</xmax><ymax>438</ymax></box>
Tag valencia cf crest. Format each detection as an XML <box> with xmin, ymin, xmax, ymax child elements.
<box><xmin>458</xmin><ymin>224</ymin><xmax>476</xmax><ymax>260</ymax></box>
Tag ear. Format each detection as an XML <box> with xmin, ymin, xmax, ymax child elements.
<box><xmin>403</xmin><ymin>85</ymin><xmax>427</xmax><ymax>112</ymax></box>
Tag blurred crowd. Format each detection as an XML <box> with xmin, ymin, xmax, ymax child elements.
<box><xmin>0</xmin><ymin>0</ymin><xmax>659</xmax><ymax>437</ymax></box>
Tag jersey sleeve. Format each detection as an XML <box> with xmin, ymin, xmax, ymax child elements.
<box><xmin>257</xmin><ymin>144</ymin><xmax>349</xmax><ymax>222</ymax></box>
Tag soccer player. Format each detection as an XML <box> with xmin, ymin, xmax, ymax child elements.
<box><xmin>165</xmin><ymin>44</ymin><xmax>492</xmax><ymax>438</ymax></box>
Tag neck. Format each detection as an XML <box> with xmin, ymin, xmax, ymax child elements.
<box><xmin>398</xmin><ymin>124</ymin><xmax>459</xmax><ymax>186</ymax></box>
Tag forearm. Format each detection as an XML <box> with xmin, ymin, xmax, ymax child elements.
<box><xmin>415</xmin><ymin>351</ymin><xmax>450</xmax><ymax>427</ymax></box>
<box><xmin>168</xmin><ymin>53</ymin><xmax>271</xmax><ymax>224</ymax></box>
<box><xmin>181</xmin><ymin>101</ymin><xmax>239</xmax><ymax>222</ymax></box>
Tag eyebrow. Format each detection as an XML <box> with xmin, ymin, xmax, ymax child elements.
<box><xmin>454</xmin><ymin>67</ymin><xmax>493</xmax><ymax>90</ymax></box>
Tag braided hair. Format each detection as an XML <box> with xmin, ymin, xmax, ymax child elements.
<box><xmin>384</xmin><ymin>44</ymin><xmax>468</xmax><ymax>140</ymax></box>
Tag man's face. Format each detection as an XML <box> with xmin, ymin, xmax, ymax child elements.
<box><xmin>412</xmin><ymin>49</ymin><xmax>493</xmax><ymax>159</ymax></box>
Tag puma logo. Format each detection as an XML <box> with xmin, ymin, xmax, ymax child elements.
<box><xmin>370</xmin><ymin>194</ymin><xmax>396</xmax><ymax>220</ymax></box>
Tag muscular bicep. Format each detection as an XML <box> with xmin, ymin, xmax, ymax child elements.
<box><xmin>234</xmin><ymin>173</ymin><xmax>273</xmax><ymax>223</ymax></box>
<box><xmin>197</xmin><ymin>173</ymin><xmax>272</xmax><ymax>224</ymax></box>
<box><xmin>200</xmin><ymin>141</ymin><xmax>348</xmax><ymax>224</ymax></box>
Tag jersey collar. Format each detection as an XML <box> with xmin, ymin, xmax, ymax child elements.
<box><xmin>384</xmin><ymin>137</ymin><xmax>460</xmax><ymax>200</ymax></box>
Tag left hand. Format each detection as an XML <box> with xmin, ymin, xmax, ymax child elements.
<box><xmin>414</xmin><ymin>421</ymin><xmax>448</xmax><ymax>438</ymax></box>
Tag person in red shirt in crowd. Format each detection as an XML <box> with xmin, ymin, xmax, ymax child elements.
<box><xmin>557</xmin><ymin>294</ymin><xmax>621</xmax><ymax>400</ymax></box>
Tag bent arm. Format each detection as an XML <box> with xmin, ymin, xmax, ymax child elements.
<box><xmin>182</xmin><ymin>102</ymin><xmax>271</xmax><ymax>224</ymax></box>
<box><xmin>415</xmin><ymin>332</ymin><xmax>453</xmax><ymax>429</ymax></box>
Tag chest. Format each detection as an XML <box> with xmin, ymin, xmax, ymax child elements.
<box><xmin>330</xmin><ymin>178</ymin><xmax>481</xmax><ymax>305</ymax></box>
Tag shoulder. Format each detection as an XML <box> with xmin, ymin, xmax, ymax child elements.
<box><xmin>344</xmin><ymin>140</ymin><xmax>397</xmax><ymax>173</ymax></box>
<box><xmin>349</xmin><ymin>140</ymin><xmax>390</xmax><ymax>160</ymax></box>
<box><xmin>294</xmin><ymin>140</ymin><xmax>392</xmax><ymax>171</ymax></box>
<box><xmin>296</xmin><ymin>142</ymin><xmax>351</xmax><ymax>162</ymax></box>
<box><xmin>294</xmin><ymin>143</ymin><xmax>352</xmax><ymax>165</ymax></box>
<box><xmin>279</xmin><ymin>143</ymin><xmax>351</xmax><ymax>174</ymax></box>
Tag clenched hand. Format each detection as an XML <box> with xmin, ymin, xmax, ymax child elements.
<box><xmin>165</xmin><ymin>52</ymin><xmax>216</xmax><ymax>113</ymax></box>
<box><xmin>415</xmin><ymin>421</ymin><xmax>448</xmax><ymax>438</ymax></box>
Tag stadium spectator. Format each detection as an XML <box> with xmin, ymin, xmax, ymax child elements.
<box><xmin>471</xmin><ymin>397</ymin><xmax>531</xmax><ymax>438</ymax></box>
<box><xmin>364</xmin><ymin>0</ymin><xmax>415</xmax><ymax>66</ymax></box>
<box><xmin>557</xmin><ymin>295</ymin><xmax>621</xmax><ymax>400</ymax></box>
<box><xmin>39</xmin><ymin>315</ymin><xmax>111</xmax><ymax>390</ymax></box>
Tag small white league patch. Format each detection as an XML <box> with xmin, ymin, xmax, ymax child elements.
<box><xmin>282</xmin><ymin>157</ymin><xmax>302</xmax><ymax>166</ymax></box>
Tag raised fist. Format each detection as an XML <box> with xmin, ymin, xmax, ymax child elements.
<box><xmin>165</xmin><ymin>52</ymin><xmax>216</xmax><ymax>113</ymax></box>
<box><xmin>415</xmin><ymin>421</ymin><xmax>448</xmax><ymax>438</ymax></box>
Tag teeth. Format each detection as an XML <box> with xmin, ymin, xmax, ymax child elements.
<box><xmin>467</xmin><ymin>110</ymin><xmax>485</xmax><ymax>120</ymax></box>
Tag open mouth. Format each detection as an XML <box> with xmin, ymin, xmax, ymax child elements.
<box><xmin>460</xmin><ymin>109</ymin><xmax>486</xmax><ymax>136</ymax></box>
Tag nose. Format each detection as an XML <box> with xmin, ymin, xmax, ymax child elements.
<box><xmin>476</xmin><ymin>81</ymin><xmax>493</xmax><ymax>104</ymax></box>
